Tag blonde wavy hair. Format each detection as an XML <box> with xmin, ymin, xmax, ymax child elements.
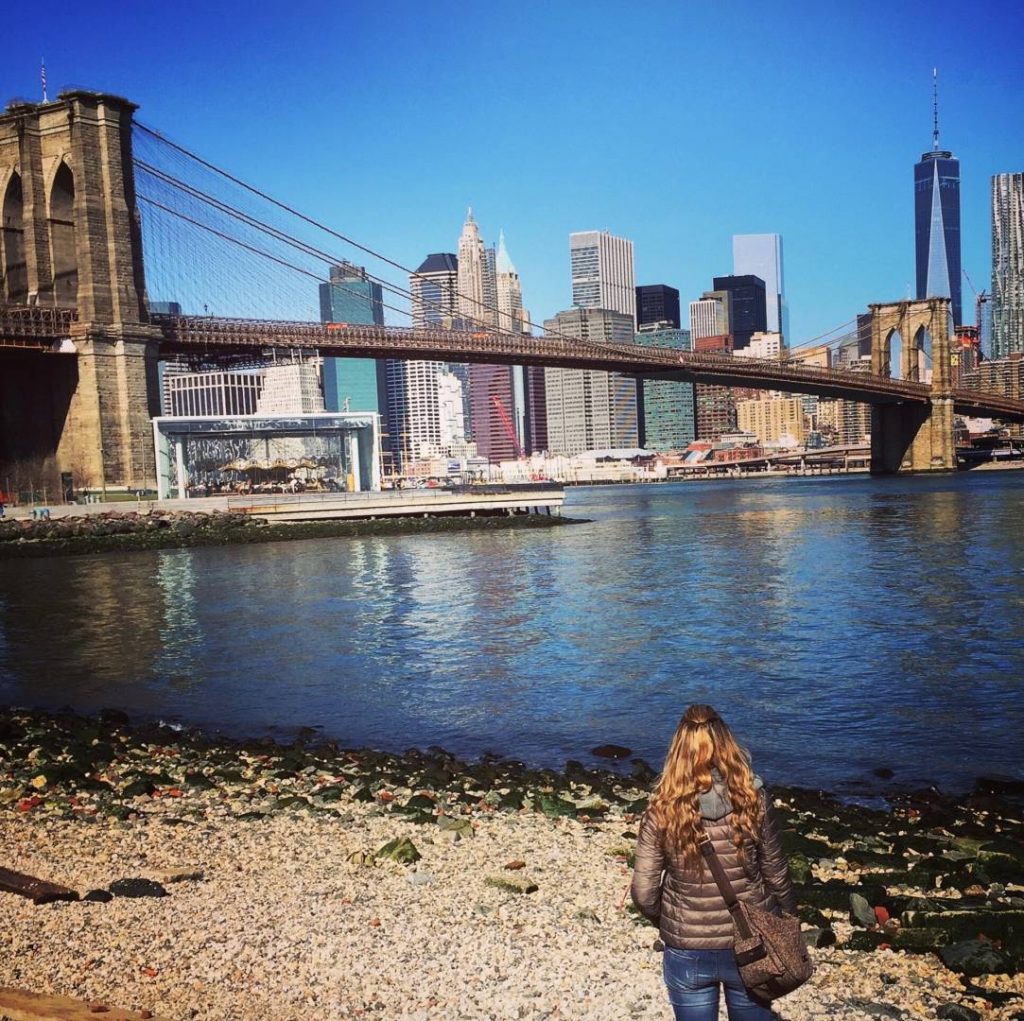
<box><xmin>649</xmin><ymin>704</ymin><xmax>764</xmax><ymax>869</ymax></box>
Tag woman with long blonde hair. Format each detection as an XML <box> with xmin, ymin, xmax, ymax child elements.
<box><xmin>631</xmin><ymin>704</ymin><xmax>796</xmax><ymax>1020</ymax></box>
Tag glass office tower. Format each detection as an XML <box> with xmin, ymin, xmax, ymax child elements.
<box><xmin>914</xmin><ymin>79</ymin><xmax>962</xmax><ymax>326</ymax></box>
<box><xmin>634</xmin><ymin>325</ymin><xmax>694</xmax><ymax>450</ymax></box>
<box><xmin>318</xmin><ymin>262</ymin><xmax>385</xmax><ymax>412</ymax></box>
<box><xmin>636</xmin><ymin>284</ymin><xmax>681</xmax><ymax>329</ymax></box>
<box><xmin>711</xmin><ymin>275</ymin><xmax>767</xmax><ymax>351</ymax></box>
<box><xmin>732</xmin><ymin>234</ymin><xmax>786</xmax><ymax>339</ymax></box>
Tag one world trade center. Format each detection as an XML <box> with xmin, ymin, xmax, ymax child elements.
<box><xmin>914</xmin><ymin>70</ymin><xmax>962</xmax><ymax>326</ymax></box>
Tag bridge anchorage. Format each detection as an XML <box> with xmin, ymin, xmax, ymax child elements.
<box><xmin>2</xmin><ymin>91</ymin><xmax>1023</xmax><ymax>493</ymax></box>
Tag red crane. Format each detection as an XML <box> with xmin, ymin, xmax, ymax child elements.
<box><xmin>490</xmin><ymin>395</ymin><xmax>524</xmax><ymax>458</ymax></box>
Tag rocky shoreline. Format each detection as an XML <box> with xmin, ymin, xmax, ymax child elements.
<box><xmin>0</xmin><ymin>509</ymin><xmax>578</xmax><ymax>559</ymax></box>
<box><xmin>0</xmin><ymin>709</ymin><xmax>1021</xmax><ymax>1020</ymax></box>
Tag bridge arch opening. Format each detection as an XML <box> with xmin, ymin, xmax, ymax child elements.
<box><xmin>887</xmin><ymin>329</ymin><xmax>903</xmax><ymax>379</ymax></box>
<box><xmin>2</xmin><ymin>172</ymin><xmax>27</xmax><ymax>302</ymax></box>
<box><xmin>913</xmin><ymin>325</ymin><xmax>933</xmax><ymax>384</ymax></box>
<box><xmin>48</xmin><ymin>161</ymin><xmax>77</xmax><ymax>307</ymax></box>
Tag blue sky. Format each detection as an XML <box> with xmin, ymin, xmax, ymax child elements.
<box><xmin>4</xmin><ymin>0</ymin><xmax>1022</xmax><ymax>343</ymax></box>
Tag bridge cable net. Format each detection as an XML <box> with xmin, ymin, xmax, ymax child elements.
<box><xmin>131</xmin><ymin>124</ymin><xmax>615</xmax><ymax>357</ymax></box>
<box><xmin>133</xmin><ymin>125</ymin><xmax>410</xmax><ymax>327</ymax></box>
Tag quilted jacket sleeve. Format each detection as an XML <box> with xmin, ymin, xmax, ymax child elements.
<box><xmin>630</xmin><ymin>810</ymin><xmax>665</xmax><ymax>924</ymax></box>
<box><xmin>757</xmin><ymin>791</ymin><xmax>797</xmax><ymax>915</ymax></box>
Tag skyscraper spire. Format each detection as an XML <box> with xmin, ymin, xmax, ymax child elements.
<box><xmin>932</xmin><ymin>67</ymin><xmax>940</xmax><ymax>151</ymax></box>
<box><xmin>496</xmin><ymin>229</ymin><xmax>516</xmax><ymax>275</ymax></box>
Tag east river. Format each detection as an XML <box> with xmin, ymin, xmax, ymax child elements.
<box><xmin>1</xmin><ymin>472</ymin><xmax>1023</xmax><ymax>795</ymax></box>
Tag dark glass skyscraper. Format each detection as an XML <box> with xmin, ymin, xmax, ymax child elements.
<box><xmin>914</xmin><ymin>74</ymin><xmax>962</xmax><ymax>325</ymax></box>
<box><xmin>636</xmin><ymin>284</ymin><xmax>681</xmax><ymax>328</ymax></box>
<box><xmin>711</xmin><ymin>275</ymin><xmax>767</xmax><ymax>350</ymax></box>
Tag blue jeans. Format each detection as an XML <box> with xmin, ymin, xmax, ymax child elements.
<box><xmin>663</xmin><ymin>947</ymin><xmax>772</xmax><ymax>1020</ymax></box>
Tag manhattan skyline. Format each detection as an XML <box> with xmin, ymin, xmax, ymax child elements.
<box><xmin>4</xmin><ymin>0</ymin><xmax>1021</xmax><ymax>345</ymax></box>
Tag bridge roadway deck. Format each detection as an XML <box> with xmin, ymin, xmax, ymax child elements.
<box><xmin>3</xmin><ymin>306</ymin><xmax>1024</xmax><ymax>421</ymax></box>
<box><xmin>153</xmin><ymin>314</ymin><xmax>933</xmax><ymax>406</ymax></box>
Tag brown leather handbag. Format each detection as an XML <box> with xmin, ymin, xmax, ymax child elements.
<box><xmin>699</xmin><ymin>833</ymin><xmax>814</xmax><ymax>1001</ymax></box>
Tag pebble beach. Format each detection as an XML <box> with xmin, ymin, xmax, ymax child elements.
<box><xmin>1</xmin><ymin>711</ymin><xmax>1022</xmax><ymax>1021</ymax></box>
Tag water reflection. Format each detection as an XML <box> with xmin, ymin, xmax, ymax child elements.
<box><xmin>154</xmin><ymin>550</ymin><xmax>202</xmax><ymax>690</ymax></box>
<box><xmin>1</xmin><ymin>472</ymin><xmax>1023</xmax><ymax>792</ymax></box>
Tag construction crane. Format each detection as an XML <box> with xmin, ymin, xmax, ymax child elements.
<box><xmin>490</xmin><ymin>395</ymin><xmax>524</xmax><ymax>458</ymax></box>
<box><xmin>963</xmin><ymin>268</ymin><xmax>989</xmax><ymax>331</ymax></box>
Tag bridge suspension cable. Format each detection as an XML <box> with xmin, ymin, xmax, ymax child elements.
<box><xmin>133</xmin><ymin>122</ymin><xmax>557</xmax><ymax>343</ymax></box>
<box><xmin>136</xmin><ymin>194</ymin><xmax>473</xmax><ymax>332</ymax></box>
<box><xmin>134</xmin><ymin>163</ymin><xmax>465</xmax><ymax>331</ymax></box>
<box><xmin>133</xmin><ymin>158</ymin><xmax>620</xmax><ymax>354</ymax></box>
<box><xmin>133</xmin><ymin>145</ymin><xmax>622</xmax><ymax>356</ymax></box>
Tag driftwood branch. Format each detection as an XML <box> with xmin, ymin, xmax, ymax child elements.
<box><xmin>0</xmin><ymin>866</ymin><xmax>78</xmax><ymax>905</ymax></box>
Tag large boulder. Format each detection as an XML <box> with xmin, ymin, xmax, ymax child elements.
<box><xmin>939</xmin><ymin>938</ymin><xmax>1015</xmax><ymax>977</ymax></box>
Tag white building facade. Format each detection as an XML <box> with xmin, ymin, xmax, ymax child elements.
<box><xmin>570</xmin><ymin>230</ymin><xmax>636</xmax><ymax>323</ymax></box>
<box><xmin>543</xmin><ymin>307</ymin><xmax>638</xmax><ymax>455</ymax></box>
<box><xmin>689</xmin><ymin>295</ymin><xmax>730</xmax><ymax>340</ymax></box>
<box><xmin>163</xmin><ymin>362</ymin><xmax>324</xmax><ymax>418</ymax></box>
<box><xmin>735</xmin><ymin>331</ymin><xmax>784</xmax><ymax>360</ymax></box>
<box><xmin>437</xmin><ymin>370</ymin><xmax>467</xmax><ymax>452</ymax></box>
<box><xmin>992</xmin><ymin>173</ymin><xmax>1024</xmax><ymax>358</ymax></box>
<box><xmin>385</xmin><ymin>253</ymin><xmax>462</xmax><ymax>468</ymax></box>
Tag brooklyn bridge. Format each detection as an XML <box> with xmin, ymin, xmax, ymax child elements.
<box><xmin>2</xmin><ymin>91</ymin><xmax>1022</xmax><ymax>491</ymax></box>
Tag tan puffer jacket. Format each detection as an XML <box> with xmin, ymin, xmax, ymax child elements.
<box><xmin>630</xmin><ymin>778</ymin><xmax>796</xmax><ymax>950</ymax></box>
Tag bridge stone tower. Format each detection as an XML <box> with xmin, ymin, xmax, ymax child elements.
<box><xmin>869</xmin><ymin>298</ymin><xmax>956</xmax><ymax>472</ymax></box>
<box><xmin>0</xmin><ymin>91</ymin><xmax>159</xmax><ymax>493</ymax></box>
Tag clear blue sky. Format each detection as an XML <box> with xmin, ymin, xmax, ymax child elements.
<box><xmin>4</xmin><ymin>0</ymin><xmax>1022</xmax><ymax>343</ymax></box>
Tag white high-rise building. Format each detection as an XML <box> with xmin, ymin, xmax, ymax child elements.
<box><xmin>437</xmin><ymin>371</ymin><xmax>467</xmax><ymax>451</ymax></box>
<box><xmin>570</xmin><ymin>230</ymin><xmax>636</xmax><ymax>322</ymax></box>
<box><xmin>543</xmin><ymin>307</ymin><xmax>638</xmax><ymax>455</ymax></box>
<box><xmin>457</xmin><ymin>209</ymin><xmax>497</xmax><ymax>327</ymax></box>
<box><xmin>257</xmin><ymin>362</ymin><xmax>325</xmax><ymax>414</ymax></box>
<box><xmin>992</xmin><ymin>173</ymin><xmax>1024</xmax><ymax>358</ymax></box>
<box><xmin>733</xmin><ymin>233</ymin><xmax>787</xmax><ymax>339</ymax></box>
<box><xmin>387</xmin><ymin>253</ymin><xmax>460</xmax><ymax>468</ymax></box>
<box><xmin>735</xmin><ymin>331</ymin><xmax>784</xmax><ymax>360</ymax></box>
<box><xmin>689</xmin><ymin>294</ymin><xmax>730</xmax><ymax>340</ymax></box>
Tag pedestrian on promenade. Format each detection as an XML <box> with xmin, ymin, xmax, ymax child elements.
<box><xmin>631</xmin><ymin>704</ymin><xmax>798</xmax><ymax>1020</ymax></box>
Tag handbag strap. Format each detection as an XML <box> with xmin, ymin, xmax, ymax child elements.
<box><xmin>698</xmin><ymin>831</ymin><xmax>754</xmax><ymax>941</ymax></box>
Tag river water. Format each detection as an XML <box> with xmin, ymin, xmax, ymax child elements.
<box><xmin>1</xmin><ymin>472</ymin><xmax>1022</xmax><ymax>795</ymax></box>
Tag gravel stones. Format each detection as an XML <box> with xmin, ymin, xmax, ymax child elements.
<box><xmin>1</xmin><ymin>709</ymin><xmax>1023</xmax><ymax>1019</ymax></box>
